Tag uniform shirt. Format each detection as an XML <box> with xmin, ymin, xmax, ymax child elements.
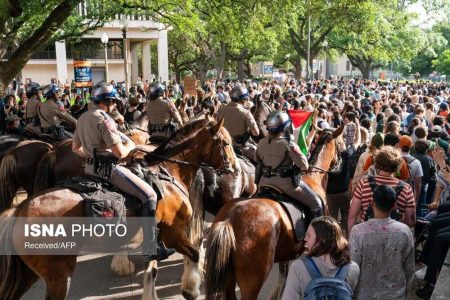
<box><xmin>73</xmin><ymin>107</ymin><xmax>122</xmax><ymax>158</ymax></box>
<box><xmin>217</xmin><ymin>101</ymin><xmax>259</xmax><ymax>138</ymax></box>
<box><xmin>256</xmin><ymin>136</ymin><xmax>308</xmax><ymax>171</ymax></box>
<box><xmin>25</xmin><ymin>96</ymin><xmax>40</xmax><ymax>119</ymax></box>
<box><xmin>349</xmin><ymin>217</ymin><xmax>415</xmax><ymax>300</ymax></box>
<box><xmin>38</xmin><ymin>99</ymin><xmax>76</xmax><ymax>128</ymax></box>
<box><xmin>146</xmin><ymin>96</ymin><xmax>182</xmax><ymax>126</ymax></box>
<box><xmin>254</xmin><ymin>102</ymin><xmax>273</xmax><ymax>137</ymax></box>
<box><xmin>352</xmin><ymin>175</ymin><xmax>415</xmax><ymax>222</ymax></box>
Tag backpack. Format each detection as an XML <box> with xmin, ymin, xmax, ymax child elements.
<box><xmin>403</xmin><ymin>156</ymin><xmax>417</xmax><ymax>185</ymax></box>
<box><xmin>364</xmin><ymin>175</ymin><xmax>405</xmax><ymax>221</ymax></box>
<box><xmin>303</xmin><ymin>257</ymin><xmax>353</xmax><ymax>300</ymax></box>
<box><xmin>347</xmin><ymin>144</ymin><xmax>367</xmax><ymax>179</ymax></box>
<box><xmin>124</xmin><ymin>108</ymin><xmax>134</xmax><ymax>124</ymax></box>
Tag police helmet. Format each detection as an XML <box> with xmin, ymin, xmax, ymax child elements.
<box><xmin>230</xmin><ymin>84</ymin><xmax>249</xmax><ymax>102</ymax></box>
<box><xmin>266</xmin><ymin>111</ymin><xmax>291</xmax><ymax>133</ymax></box>
<box><xmin>43</xmin><ymin>84</ymin><xmax>61</xmax><ymax>99</ymax></box>
<box><xmin>149</xmin><ymin>81</ymin><xmax>165</xmax><ymax>98</ymax></box>
<box><xmin>92</xmin><ymin>83</ymin><xmax>120</xmax><ymax>104</ymax></box>
<box><xmin>26</xmin><ymin>82</ymin><xmax>42</xmax><ymax>98</ymax></box>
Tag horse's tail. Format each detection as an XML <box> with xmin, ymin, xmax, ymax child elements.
<box><xmin>0</xmin><ymin>208</ymin><xmax>30</xmax><ymax>300</ymax></box>
<box><xmin>0</xmin><ymin>153</ymin><xmax>19</xmax><ymax>213</ymax></box>
<box><xmin>34</xmin><ymin>150</ymin><xmax>57</xmax><ymax>193</ymax></box>
<box><xmin>205</xmin><ymin>220</ymin><xmax>236</xmax><ymax>299</ymax></box>
<box><xmin>187</xmin><ymin>168</ymin><xmax>205</xmax><ymax>247</ymax></box>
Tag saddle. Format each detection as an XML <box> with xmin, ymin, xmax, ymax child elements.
<box><xmin>255</xmin><ymin>185</ymin><xmax>308</xmax><ymax>241</ymax></box>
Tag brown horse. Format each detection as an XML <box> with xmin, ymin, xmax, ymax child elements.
<box><xmin>0</xmin><ymin>130</ymin><xmax>148</xmax><ymax>214</ymax></box>
<box><xmin>204</xmin><ymin>128</ymin><xmax>343</xmax><ymax>300</ymax></box>
<box><xmin>0</xmin><ymin>118</ymin><xmax>236</xmax><ymax>300</ymax></box>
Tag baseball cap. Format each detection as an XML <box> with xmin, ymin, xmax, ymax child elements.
<box><xmin>432</xmin><ymin>125</ymin><xmax>443</xmax><ymax>133</ymax></box>
<box><xmin>399</xmin><ymin>135</ymin><xmax>413</xmax><ymax>150</ymax></box>
<box><xmin>440</xmin><ymin>102</ymin><xmax>448</xmax><ymax>110</ymax></box>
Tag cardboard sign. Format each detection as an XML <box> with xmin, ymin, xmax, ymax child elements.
<box><xmin>183</xmin><ymin>76</ymin><xmax>197</xmax><ymax>96</ymax></box>
<box><xmin>74</xmin><ymin>59</ymin><xmax>93</xmax><ymax>88</ymax></box>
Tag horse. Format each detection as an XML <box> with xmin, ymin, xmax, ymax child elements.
<box><xmin>0</xmin><ymin>129</ymin><xmax>147</xmax><ymax>214</ymax></box>
<box><xmin>0</xmin><ymin>118</ymin><xmax>236</xmax><ymax>300</ymax></box>
<box><xmin>0</xmin><ymin>134</ymin><xmax>25</xmax><ymax>162</ymax></box>
<box><xmin>204</xmin><ymin>127</ymin><xmax>344</xmax><ymax>300</ymax></box>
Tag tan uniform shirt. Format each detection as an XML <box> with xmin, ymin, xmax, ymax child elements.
<box><xmin>254</xmin><ymin>102</ymin><xmax>273</xmax><ymax>136</ymax></box>
<box><xmin>25</xmin><ymin>96</ymin><xmax>40</xmax><ymax>119</ymax></box>
<box><xmin>256</xmin><ymin>136</ymin><xmax>308</xmax><ymax>170</ymax></box>
<box><xmin>73</xmin><ymin>107</ymin><xmax>122</xmax><ymax>158</ymax></box>
<box><xmin>146</xmin><ymin>97</ymin><xmax>183</xmax><ymax>127</ymax></box>
<box><xmin>38</xmin><ymin>99</ymin><xmax>77</xmax><ymax>128</ymax></box>
<box><xmin>217</xmin><ymin>102</ymin><xmax>259</xmax><ymax>138</ymax></box>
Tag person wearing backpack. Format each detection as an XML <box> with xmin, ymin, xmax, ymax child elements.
<box><xmin>282</xmin><ymin>217</ymin><xmax>360</xmax><ymax>300</ymax></box>
<box><xmin>349</xmin><ymin>185</ymin><xmax>415</xmax><ymax>300</ymax></box>
<box><xmin>399</xmin><ymin>135</ymin><xmax>423</xmax><ymax>205</ymax></box>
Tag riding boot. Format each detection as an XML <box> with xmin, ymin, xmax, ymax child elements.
<box><xmin>298</xmin><ymin>180</ymin><xmax>324</xmax><ymax>220</ymax></box>
<box><xmin>140</xmin><ymin>201</ymin><xmax>175</xmax><ymax>264</ymax></box>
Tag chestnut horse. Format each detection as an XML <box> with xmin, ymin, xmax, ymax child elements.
<box><xmin>0</xmin><ymin>130</ymin><xmax>148</xmax><ymax>214</ymax></box>
<box><xmin>0</xmin><ymin>118</ymin><xmax>236</xmax><ymax>300</ymax></box>
<box><xmin>205</xmin><ymin>128</ymin><xmax>343</xmax><ymax>300</ymax></box>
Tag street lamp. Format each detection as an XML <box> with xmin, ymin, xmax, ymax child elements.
<box><xmin>322</xmin><ymin>40</ymin><xmax>328</xmax><ymax>79</ymax></box>
<box><xmin>120</xmin><ymin>16</ymin><xmax>129</xmax><ymax>96</ymax></box>
<box><xmin>101</xmin><ymin>33</ymin><xmax>109</xmax><ymax>83</ymax></box>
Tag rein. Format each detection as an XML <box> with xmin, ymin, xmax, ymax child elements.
<box><xmin>306</xmin><ymin>131</ymin><xmax>341</xmax><ymax>174</ymax></box>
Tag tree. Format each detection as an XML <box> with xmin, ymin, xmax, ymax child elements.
<box><xmin>433</xmin><ymin>49</ymin><xmax>450</xmax><ymax>76</ymax></box>
<box><xmin>168</xmin><ymin>28</ymin><xmax>199</xmax><ymax>82</ymax></box>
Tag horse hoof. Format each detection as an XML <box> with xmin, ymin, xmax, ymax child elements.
<box><xmin>182</xmin><ymin>290</ymin><xmax>196</xmax><ymax>300</ymax></box>
<box><xmin>110</xmin><ymin>255</ymin><xmax>135</xmax><ymax>276</ymax></box>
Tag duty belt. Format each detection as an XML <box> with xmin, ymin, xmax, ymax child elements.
<box><xmin>148</xmin><ymin>123</ymin><xmax>171</xmax><ymax>133</ymax></box>
<box><xmin>262</xmin><ymin>165</ymin><xmax>295</xmax><ymax>178</ymax></box>
<box><xmin>40</xmin><ymin>127</ymin><xmax>53</xmax><ymax>134</ymax></box>
<box><xmin>25</xmin><ymin>117</ymin><xmax>35</xmax><ymax>124</ymax></box>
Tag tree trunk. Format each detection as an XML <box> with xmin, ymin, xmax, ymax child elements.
<box><xmin>0</xmin><ymin>0</ymin><xmax>80</xmax><ymax>87</ymax></box>
<box><xmin>197</xmin><ymin>58</ymin><xmax>207</xmax><ymax>83</ymax></box>
<box><xmin>236</xmin><ymin>58</ymin><xmax>244</xmax><ymax>81</ymax></box>
<box><xmin>293</xmin><ymin>58</ymin><xmax>302</xmax><ymax>80</ymax></box>
<box><xmin>175</xmin><ymin>67</ymin><xmax>181</xmax><ymax>83</ymax></box>
<box><xmin>216</xmin><ymin>41</ymin><xmax>226</xmax><ymax>80</ymax></box>
<box><xmin>244</xmin><ymin>58</ymin><xmax>251</xmax><ymax>78</ymax></box>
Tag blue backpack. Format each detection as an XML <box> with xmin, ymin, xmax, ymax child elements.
<box><xmin>303</xmin><ymin>257</ymin><xmax>353</xmax><ymax>300</ymax></box>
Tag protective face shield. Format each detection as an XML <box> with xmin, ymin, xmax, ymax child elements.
<box><xmin>266</xmin><ymin>111</ymin><xmax>291</xmax><ymax>133</ymax></box>
<box><xmin>230</xmin><ymin>84</ymin><xmax>249</xmax><ymax>102</ymax></box>
<box><xmin>43</xmin><ymin>84</ymin><xmax>61</xmax><ymax>100</ymax></box>
<box><xmin>149</xmin><ymin>81</ymin><xmax>165</xmax><ymax>98</ymax></box>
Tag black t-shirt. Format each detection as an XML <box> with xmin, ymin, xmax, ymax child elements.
<box><xmin>326</xmin><ymin>146</ymin><xmax>353</xmax><ymax>194</ymax></box>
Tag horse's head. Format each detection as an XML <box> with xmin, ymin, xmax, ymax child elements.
<box><xmin>195</xmin><ymin>117</ymin><xmax>236</xmax><ymax>175</ymax></box>
<box><xmin>309</xmin><ymin>125</ymin><xmax>344</xmax><ymax>172</ymax></box>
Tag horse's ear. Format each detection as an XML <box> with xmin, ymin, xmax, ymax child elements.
<box><xmin>332</xmin><ymin>124</ymin><xmax>345</xmax><ymax>139</ymax></box>
<box><xmin>211</xmin><ymin>117</ymin><xmax>224</xmax><ymax>135</ymax></box>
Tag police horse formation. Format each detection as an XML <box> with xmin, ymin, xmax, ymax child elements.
<box><xmin>0</xmin><ymin>117</ymin><xmax>342</xmax><ymax>300</ymax></box>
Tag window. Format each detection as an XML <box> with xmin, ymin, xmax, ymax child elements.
<box><xmin>346</xmin><ymin>61</ymin><xmax>351</xmax><ymax>71</ymax></box>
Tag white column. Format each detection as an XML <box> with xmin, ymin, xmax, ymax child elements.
<box><xmin>142</xmin><ymin>41</ymin><xmax>152</xmax><ymax>82</ymax></box>
<box><xmin>131</xmin><ymin>43</ymin><xmax>139</xmax><ymax>85</ymax></box>
<box><xmin>55</xmin><ymin>41</ymin><xmax>68</xmax><ymax>82</ymax></box>
<box><xmin>157</xmin><ymin>29</ymin><xmax>169</xmax><ymax>83</ymax></box>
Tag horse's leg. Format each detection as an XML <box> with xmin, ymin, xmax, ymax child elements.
<box><xmin>269</xmin><ymin>262</ymin><xmax>290</xmax><ymax>300</ymax></box>
<box><xmin>142</xmin><ymin>260</ymin><xmax>158</xmax><ymax>300</ymax></box>
<box><xmin>160</xmin><ymin>224</ymin><xmax>201</xmax><ymax>300</ymax></box>
<box><xmin>111</xmin><ymin>251</ymin><xmax>135</xmax><ymax>276</ymax></box>
<box><xmin>21</xmin><ymin>255</ymin><xmax>76</xmax><ymax>300</ymax></box>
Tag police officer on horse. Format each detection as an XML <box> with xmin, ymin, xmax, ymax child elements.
<box><xmin>72</xmin><ymin>83</ymin><xmax>175</xmax><ymax>262</ymax></box>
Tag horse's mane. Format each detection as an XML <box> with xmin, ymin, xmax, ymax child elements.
<box><xmin>145</xmin><ymin>118</ymin><xmax>211</xmax><ymax>164</ymax></box>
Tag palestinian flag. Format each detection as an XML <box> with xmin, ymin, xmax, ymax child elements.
<box><xmin>288</xmin><ymin>110</ymin><xmax>313</xmax><ymax>155</ymax></box>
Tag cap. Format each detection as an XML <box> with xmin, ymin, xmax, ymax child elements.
<box><xmin>440</xmin><ymin>102</ymin><xmax>448</xmax><ymax>110</ymax></box>
<box><xmin>371</xmin><ymin>132</ymin><xmax>384</xmax><ymax>149</ymax></box>
<box><xmin>432</xmin><ymin>125</ymin><xmax>443</xmax><ymax>133</ymax></box>
<box><xmin>399</xmin><ymin>135</ymin><xmax>413</xmax><ymax>150</ymax></box>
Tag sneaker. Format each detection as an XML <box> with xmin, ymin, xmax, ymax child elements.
<box><xmin>416</xmin><ymin>283</ymin><xmax>434</xmax><ymax>299</ymax></box>
<box><xmin>415</xmin><ymin>266</ymin><xmax>427</xmax><ymax>280</ymax></box>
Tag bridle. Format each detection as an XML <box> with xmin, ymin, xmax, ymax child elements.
<box><xmin>307</xmin><ymin>131</ymin><xmax>341</xmax><ymax>174</ymax></box>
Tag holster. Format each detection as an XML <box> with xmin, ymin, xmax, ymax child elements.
<box><xmin>53</xmin><ymin>126</ymin><xmax>66</xmax><ymax>140</ymax></box>
<box><xmin>292</xmin><ymin>166</ymin><xmax>301</xmax><ymax>187</ymax></box>
<box><xmin>255</xmin><ymin>162</ymin><xmax>263</xmax><ymax>185</ymax></box>
<box><xmin>93</xmin><ymin>148</ymin><xmax>118</xmax><ymax>178</ymax></box>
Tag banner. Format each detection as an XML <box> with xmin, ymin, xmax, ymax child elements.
<box><xmin>74</xmin><ymin>59</ymin><xmax>93</xmax><ymax>88</ymax></box>
<box><xmin>263</xmin><ymin>65</ymin><xmax>273</xmax><ymax>74</ymax></box>
<box><xmin>183</xmin><ymin>76</ymin><xmax>197</xmax><ymax>96</ymax></box>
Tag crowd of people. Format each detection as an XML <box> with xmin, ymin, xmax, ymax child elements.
<box><xmin>2</xmin><ymin>76</ymin><xmax>450</xmax><ymax>299</ymax></box>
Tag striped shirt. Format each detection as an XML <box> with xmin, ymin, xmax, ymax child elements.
<box><xmin>353</xmin><ymin>175</ymin><xmax>415</xmax><ymax>222</ymax></box>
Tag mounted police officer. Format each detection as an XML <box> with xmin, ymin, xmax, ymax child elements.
<box><xmin>72</xmin><ymin>83</ymin><xmax>174</xmax><ymax>262</ymax></box>
<box><xmin>255</xmin><ymin>111</ymin><xmax>323</xmax><ymax>218</ymax></box>
<box><xmin>38</xmin><ymin>84</ymin><xmax>77</xmax><ymax>140</ymax></box>
<box><xmin>24</xmin><ymin>82</ymin><xmax>43</xmax><ymax>136</ymax></box>
<box><xmin>146</xmin><ymin>81</ymin><xmax>183</xmax><ymax>143</ymax></box>
<box><xmin>217</xmin><ymin>83</ymin><xmax>259</xmax><ymax>161</ymax></box>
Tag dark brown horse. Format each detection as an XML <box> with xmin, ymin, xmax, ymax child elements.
<box><xmin>0</xmin><ymin>118</ymin><xmax>236</xmax><ymax>300</ymax></box>
<box><xmin>204</xmin><ymin>128</ymin><xmax>343</xmax><ymax>300</ymax></box>
<box><xmin>0</xmin><ymin>134</ymin><xmax>25</xmax><ymax>163</ymax></box>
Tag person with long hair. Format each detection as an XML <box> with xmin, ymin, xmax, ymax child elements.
<box><xmin>282</xmin><ymin>217</ymin><xmax>360</xmax><ymax>299</ymax></box>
